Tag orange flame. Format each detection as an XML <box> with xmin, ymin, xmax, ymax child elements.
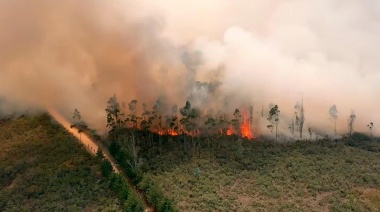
<box><xmin>226</xmin><ymin>125</ymin><xmax>233</xmax><ymax>136</ymax></box>
<box><xmin>168</xmin><ymin>129</ymin><xmax>178</xmax><ymax>136</ymax></box>
<box><xmin>241</xmin><ymin>110</ymin><xmax>253</xmax><ymax>139</ymax></box>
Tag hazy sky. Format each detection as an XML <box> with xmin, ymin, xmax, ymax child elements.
<box><xmin>0</xmin><ymin>0</ymin><xmax>379</xmax><ymax>136</ymax></box>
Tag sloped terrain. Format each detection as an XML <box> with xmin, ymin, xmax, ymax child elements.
<box><xmin>0</xmin><ymin>114</ymin><xmax>122</xmax><ymax>211</ymax></box>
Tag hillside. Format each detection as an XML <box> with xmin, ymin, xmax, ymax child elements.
<box><xmin>139</xmin><ymin>137</ymin><xmax>380</xmax><ymax>211</ymax></box>
<box><xmin>0</xmin><ymin>114</ymin><xmax>122</xmax><ymax>211</ymax></box>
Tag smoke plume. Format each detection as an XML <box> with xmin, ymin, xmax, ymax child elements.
<box><xmin>0</xmin><ymin>0</ymin><xmax>379</xmax><ymax>136</ymax></box>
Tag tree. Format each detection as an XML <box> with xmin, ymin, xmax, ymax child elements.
<box><xmin>288</xmin><ymin>120</ymin><xmax>295</xmax><ymax>136</ymax></box>
<box><xmin>179</xmin><ymin>100</ymin><xmax>199</xmax><ymax>157</ymax></box>
<box><xmin>105</xmin><ymin>94</ymin><xmax>123</xmax><ymax>131</ymax></box>
<box><xmin>96</xmin><ymin>148</ymin><xmax>104</xmax><ymax>160</ymax></box>
<box><xmin>294</xmin><ymin>99</ymin><xmax>304</xmax><ymax>139</ymax></box>
<box><xmin>153</xmin><ymin>99</ymin><xmax>165</xmax><ymax>154</ymax></box>
<box><xmin>71</xmin><ymin>108</ymin><xmax>88</xmax><ymax>141</ymax></box>
<box><xmin>101</xmin><ymin>159</ymin><xmax>113</xmax><ymax>178</ymax></box>
<box><xmin>205</xmin><ymin>116</ymin><xmax>217</xmax><ymax>159</ymax></box>
<box><xmin>348</xmin><ymin>111</ymin><xmax>356</xmax><ymax>137</ymax></box>
<box><xmin>329</xmin><ymin>105</ymin><xmax>338</xmax><ymax>134</ymax></box>
<box><xmin>72</xmin><ymin>108</ymin><xmax>81</xmax><ymax>120</ymax></box>
<box><xmin>231</xmin><ymin>108</ymin><xmax>241</xmax><ymax>136</ymax></box>
<box><xmin>367</xmin><ymin>122</ymin><xmax>373</xmax><ymax>137</ymax></box>
<box><xmin>267</xmin><ymin>105</ymin><xmax>280</xmax><ymax>142</ymax></box>
<box><xmin>308</xmin><ymin>127</ymin><xmax>312</xmax><ymax>140</ymax></box>
<box><xmin>126</xmin><ymin>100</ymin><xmax>138</xmax><ymax>128</ymax></box>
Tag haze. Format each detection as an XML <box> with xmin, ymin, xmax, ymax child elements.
<box><xmin>0</xmin><ymin>0</ymin><xmax>379</xmax><ymax>136</ymax></box>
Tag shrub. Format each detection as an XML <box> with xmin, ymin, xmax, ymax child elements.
<box><xmin>124</xmin><ymin>191</ymin><xmax>144</xmax><ymax>212</ymax></box>
<box><xmin>101</xmin><ymin>159</ymin><xmax>113</xmax><ymax>178</ymax></box>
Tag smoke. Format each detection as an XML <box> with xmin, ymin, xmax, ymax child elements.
<box><xmin>0</xmin><ymin>0</ymin><xmax>379</xmax><ymax>136</ymax></box>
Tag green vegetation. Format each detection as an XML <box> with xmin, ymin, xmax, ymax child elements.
<box><xmin>108</xmin><ymin>173</ymin><xmax>145</xmax><ymax>212</ymax></box>
<box><xmin>101</xmin><ymin>95</ymin><xmax>380</xmax><ymax>211</ymax></box>
<box><xmin>141</xmin><ymin>137</ymin><xmax>380</xmax><ymax>211</ymax></box>
<box><xmin>0</xmin><ymin>114</ymin><xmax>123</xmax><ymax>211</ymax></box>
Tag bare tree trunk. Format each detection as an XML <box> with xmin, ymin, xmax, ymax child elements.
<box><xmin>275</xmin><ymin>124</ymin><xmax>278</xmax><ymax>142</ymax></box>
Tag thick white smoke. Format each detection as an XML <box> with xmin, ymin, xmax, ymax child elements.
<box><xmin>0</xmin><ymin>0</ymin><xmax>379</xmax><ymax>136</ymax></box>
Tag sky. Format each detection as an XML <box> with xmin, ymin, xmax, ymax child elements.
<box><xmin>0</xmin><ymin>0</ymin><xmax>379</xmax><ymax>136</ymax></box>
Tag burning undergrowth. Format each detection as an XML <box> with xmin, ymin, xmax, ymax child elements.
<box><xmin>105</xmin><ymin>94</ymin><xmax>255</xmax><ymax>140</ymax></box>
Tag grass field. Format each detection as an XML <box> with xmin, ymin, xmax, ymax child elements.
<box><xmin>0</xmin><ymin>114</ymin><xmax>122</xmax><ymax>211</ymax></box>
<box><xmin>141</xmin><ymin>137</ymin><xmax>380</xmax><ymax>211</ymax></box>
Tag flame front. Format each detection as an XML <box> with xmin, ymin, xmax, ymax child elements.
<box><xmin>226</xmin><ymin>125</ymin><xmax>233</xmax><ymax>136</ymax></box>
<box><xmin>168</xmin><ymin>129</ymin><xmax>178</xmax><ymax>136</ymax></box>
<box><xmin>241</xmin><ymin>110</ymin><xmax>253</xmax><ymax>139</ymax></box>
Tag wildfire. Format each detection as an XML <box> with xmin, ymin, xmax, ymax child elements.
<box><xmin>168</xmin><ymin>129</ymin><xmax>178</xmax><ymax>136</ymax></box>
<box><xmin>226</xmin><ymin>125</ymin><xmax>233</xmax><ymax>136</ymax></box>
<box><xmin>135</xmin><ymin>109</ymin><xmax>254</xmax><ymax>139</ymax></box>
<box><xmin>241</xmin><ymin>110</ymin><xmax>253</xmax><ymax>139</ymax></box>
<box><xmin>155</xmin><ymin>129</ymin><xmax>179</xmax><ymax>136</ymax></box>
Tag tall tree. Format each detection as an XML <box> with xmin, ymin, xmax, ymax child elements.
<box><xmin>105</xmin><ymin>94</ymin><xmax>123</xmax><ymax>131</ymax></box>
<box><xmin>367</xmin><ymin>122</ymin><xmax>373</xmax><ymax>137</ymax></box>
<box><xmin>153</xmin><ymin>99</ymin><xmax>165</xmax><ymax>154</ymax></box>
<box><xmin>288</xmin><ymin>119</ymin><xmax>295</xmax><ymax>136</ymax></box>
<box><xmin>329</xmin><ymin>105</ymin><xmax>338</xmax><ymax>134</ymax></box>
<box><xmin>71</xmin><ymin>108</ymin><xmax>88</xmax><ymax>141</ymax></box>
<box><xmin>348</xmin><ymin>111</ymin><xmax>356</xmax><ymax>137</ymax></box>
<box><xmin>267</xmin><ymin>105</ymin><xmax>280</xmax><ymax>142</ymax></box>
<box><xmin>179</xmin><ymin>100</ymin><xmax>200</xmax><ymax>157</ymax></box>
<box><xmin>294</xmin><ymin>99</ymin><xmax>305</xmax><ymax>139</ymax></box>
<box><xmin>231</xmin><ymin>108</ymin><xmax>241</xmax><ymax>136</ymax></box>
<box><xmin>126</xmin><ymin>100</ymin><xmax>138</xmax><ymax>128</ymax></box>
<box><xmin>308</xmin><ymin>127</ymin><xmax>312</xmax><ymax>140</ymax></box>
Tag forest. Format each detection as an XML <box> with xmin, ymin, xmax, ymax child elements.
<box><xmin>70</xmin><ymin>94</ymin><xmax>380</xmax><ymax>211</ymax></box>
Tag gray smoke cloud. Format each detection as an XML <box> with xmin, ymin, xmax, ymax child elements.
<box><xmin>0</xmin><ymin>0</ymin><xmax>379</xmax><ymax>136</ymax></box>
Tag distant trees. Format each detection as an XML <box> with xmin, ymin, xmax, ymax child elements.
<box><xmin>267</xmin><ymin>105</ymin><xmax>280</xmax><ymax>142</ymax></box>
<box><xmin>348</xmin><ymin>111</ymin><xmax>356</xmax><ymax>137</ymax></box>
<box><xmin>329</xmin><ymin>105</ymin><xmax>338</xmax><ymax>134</ymax></box>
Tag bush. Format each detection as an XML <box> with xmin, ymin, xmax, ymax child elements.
<box><xmin>101</xmin><ymin>159</ymin><xmax>113</xmax><ymax>178</ymax></box>
<box><xmin>351</xmin><ymin>132</ymin><xmax>371</xmax><ymax>141</ymax></box>
<box><xmin>158</xmin><ymin>198</ymin><xmax>177</xmax><ymax>212</ymax></box>
<box><xmin>138</xmin><ymin>175</ymin><xmax>177</xmax><ymax>212</ymax></box>
<box><xmin>124</xmin><ymin>191</ymin><xmax>144</xmax><ymax>212</ymax></box>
